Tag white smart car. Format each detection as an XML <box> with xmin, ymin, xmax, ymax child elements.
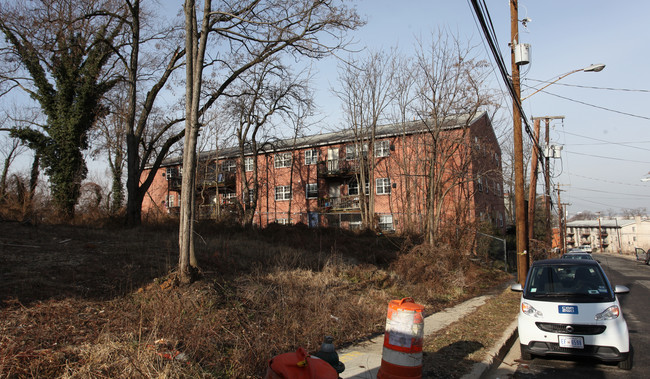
<box><xmin>512</xmin><ymin>259</ymin><xmax>632</xmax><ymax>369</ymax></box>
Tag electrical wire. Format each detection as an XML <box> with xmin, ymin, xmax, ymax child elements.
<box><xmin>527</xmin><ymin>88</ymin><xmax>650</xmax><ymax>121</ymax></box>
<box><xmin>559</xmin><ymin>130</ymin><xmax>650</xmax><ymax>152</ymax></box>
<box><xmin>567</xmin><ymin>172</ymin><xmax>650</xmax><ymax>187</ymax></box>
<box><xmin>565</xmin><ymin>150</ymin><xmax>650</xmax><ymax>164</ymax></box>
<box><xmin>468</xmin><ymin>0</ymin><xmax>546</xmax><ymax>170</ymax></box>
<box><xmin>523</xmin><ymin>78</ymin><xmax>650</xmax><ymax>93</ymax></box>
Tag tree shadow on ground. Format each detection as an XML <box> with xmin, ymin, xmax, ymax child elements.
<box><xmin>422</xmin><ymin>340</ymin><xmax>484</xmax><ymax>378</ymax></box>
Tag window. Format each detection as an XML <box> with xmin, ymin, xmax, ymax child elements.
<box><xmin>248</xmin><ymin>189</ymin><xmax>256</xmax><ymax>203</ymax></box>
<box><xmin>276</xmin><ymin>218</ymin><xmax>289</xmax><ymax>225</ymax></box>
<box><xmin>274</xmin><ymin>152</ymin><xmax>292</xmax><ymax>168</ymax></box>
<box><xmin>374</xmin><ymin>140</ymin><xmax>390</xmax><ymax>157</ymax></box>
<box><xmin>477</xmin><ymin>175</ymin><xmax>483</xmax><ymax>192</ymax></box>
<box><xmin>485</xmin><ymin>178</ymin><xmax>489</xmax><ymax>193</ymax></box>
<box><xmin>275</xmin><ymin>185</ymin><xmax>292</xmax><ymax>201</ymax></box>
<box><xmin>167</xmin><ymin>194</ymin><xmax>175</xmax><ymax>207</ymax></box>
<box><xmin>221</xmin><ymin>160</ymin><xmax>236</xmax><ymax>172</ymax></box>
<box><xmin>376</xmin><ymin>178</ymin><xmax>391</xmax><ymax>195</ymax></box>
<box><xmin>349</xmin><ymin>180</ymin><xmax>369</xmax><ymax>196</ymax></box>
<box><xmin>305</xmin><ymin>149</ymin><xmax>319</xmax><ymax>165</ymax></box>
<box><xmin>497</xmin><ymin>183</ymin><xmax>502</xmax><ymax>196</ymax></box>
<box><xmin>166</xmin><ymin>167</ymin><xmax>180</xmax><ymax>178</ymax></box>
<box><xmin>245</xmin><ymin>157</ymin><xmax>254</xmax><ymax>172</ymax></box>
<box><xmin>379</xmin><ymin>214</ymin><xmax>394</xmax><ymax>231</ymax></box>
<box><xmin>306</xmin><ymin>183</ymin><xmax>318</xmax><ymax>199</ymax></box>
<box><xmin>345</xmin><ymin>143</ymin><xmax>368</xmax><ymax>160</ymax></box>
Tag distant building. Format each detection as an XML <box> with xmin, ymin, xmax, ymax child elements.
<box><xmin>566</xmin><ymin>216</ymin><xmax>650</xmax><ymax>254</ymax></box>
<box><xmin>141</xmin><ymin>112</ymin><xmax>506</xmax><ymax>235</ymax></box>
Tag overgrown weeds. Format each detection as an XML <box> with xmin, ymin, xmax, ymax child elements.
<box><xmin>0</xmin><ymin>220</ymin><xmax>511</xmax><ymax>377</ymax></box>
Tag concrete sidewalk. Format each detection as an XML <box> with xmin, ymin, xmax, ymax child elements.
<box><xmin>337</xmin><ymin>282</ymin><xmax>518</xmax><ymax>379</ymax></box>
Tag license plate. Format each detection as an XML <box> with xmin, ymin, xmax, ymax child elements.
<box><xmin>558</xmin><ymin>305</ymin><xmax>578</xmax><ymax>314</ymax></box>
<box><xmin>559</xmin><ymin>335</ymin><xmax>584</xmax><ymax>349</ymax></box>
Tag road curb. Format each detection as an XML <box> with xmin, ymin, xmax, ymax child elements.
<box><xmin>461</xmin><ymin>319</ymin><xmax>519</xmax><ymax>379</ymax></box>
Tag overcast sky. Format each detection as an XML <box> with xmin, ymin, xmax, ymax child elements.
<box><xmin>309</xmin><ymin>0</ymin><xmax>650</xmax><ymax>217</ymax></box>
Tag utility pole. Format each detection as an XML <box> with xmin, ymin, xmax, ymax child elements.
<box><xmin>557</xmin><ymin>184</ymin><xmax>563</xmax><ymax>254</ymax></box>
<box><xmin>531</xmin><ymin>116</ymin><xmax>564</xmax><ymax>252</ymax></box>
<box><xmin>511</xmin><ymin>0</ymin><xmax>528</xmax><ymax>284</ymax></box>
<box><xmin>527</xmin><ymin>118</ymin><xmax>541</xmax><ymax>247</ymax></box>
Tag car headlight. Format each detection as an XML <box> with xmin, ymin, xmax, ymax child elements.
<box><xmin>595</xmin><ymin>305</ymin><xmax>620</xmax><ymax>320</ymax></box>
<box><xmin>521</xmin><ymin>302</ymin><xmax>543</xmax><ymax>318</ymax></box>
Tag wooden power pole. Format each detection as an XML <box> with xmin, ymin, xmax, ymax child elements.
<box><xmin>511</xmin><ymin>0</ymin><xmax>528</xmax><ymax>284</ymax></box>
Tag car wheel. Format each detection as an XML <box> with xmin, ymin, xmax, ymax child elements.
<box><xmin>618</xmin><ymin>347</ymin><xmax>632</xmax><ymax>370</ymax></box>
<box><xmin>520</xmin><ymin>343</ymin><xmax>532</xmax><ymax>360</ymax></box>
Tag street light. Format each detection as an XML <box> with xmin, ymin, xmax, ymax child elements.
<box><xmin>521</xmin><ymin>64</ymin><xmax>606</xmax><ymax>101</ymax></box>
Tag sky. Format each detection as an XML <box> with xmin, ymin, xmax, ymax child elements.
<box><xmin>308</xmin><ymin>0</ymin><xmax>650</xmax><ymax>218</ymax></box>
<box><xmin>4</xmin><ymin>0</ymin><xmax>649</xmax><ymax>218</ymax></box>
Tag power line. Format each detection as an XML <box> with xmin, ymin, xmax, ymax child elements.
<box><xmin>559</xmin><ymin>130</ymin><xmax>650</xmax><ymax>152</ymax></box>
<box><xmin>530</xmin><ymin>88</ymin><xmax>650</xmax><ymax>121</ymax></box>
<box><xmin>565</xmin><ymin>150</ymin><xmax>650</xmax><ymax>164</ymax></box>
<box><xmin>566</xmin><ymin>172</ymin><xmax>650</xmax><ymax>187</ymax></box>
<box><xmin>568</xmin><ymin>187</ymin><xmax>650</xmax><ymax>199</ymax></box>
<box><xmin>524</xmin><ymin>78</ymin><xmax>650</xmax><ymax>93</ymax></box>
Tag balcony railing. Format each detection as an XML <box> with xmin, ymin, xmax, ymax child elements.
<box><xmin>319</xmin><ymin>196</ymin><xmax>361</xmax><ymax>211</ymax></box>
<box><xmin>317</xmin><ymin>159</ymin><xmax>368</xmax><ymax>178</ymax></box>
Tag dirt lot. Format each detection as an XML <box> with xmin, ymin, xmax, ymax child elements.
<box><xmin>0</xmin><ymin>220</ymin><xmax>513</xmax><ymax>378</ymax></box>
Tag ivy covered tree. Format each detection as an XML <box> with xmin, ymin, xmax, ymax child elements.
<box><xmin>0</xmin><ymin>0</ymin><xmax>126</xmax><ymax>218</ymax></box>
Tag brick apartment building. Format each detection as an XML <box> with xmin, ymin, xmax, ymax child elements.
<box><xmin>141</xmin><ymin>112</ymin><xmax>506</xmax><ymax>234</ymax></box>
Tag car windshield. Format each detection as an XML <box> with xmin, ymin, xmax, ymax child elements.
<box><xmin>524</xmin><ymin>263</ymin><xmax>614</xmax><ymax>302</ymax></box>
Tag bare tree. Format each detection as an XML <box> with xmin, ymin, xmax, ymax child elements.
<box><xmin>177</xmin><ymin>0</ymin><xmax>362</xmax><ymax>283</ymax></box>
<box><xmin>412</xmin><ymin>31</ymin><xmax>497</xmax><ymax>244</ymax></box>
<box><xmin>223</xmin><ymin>58</ymin><xmax>312</xmax><ymax>226</ymax></box>
<box><xmin>335</xmin><ymin>50</ymin><xmax>399</xmax><ymax>230</ymax></box>
<box><xmin>0</xmin><ymin>128</ymin><xmax>27</xmax><ymax>201</ymax></box>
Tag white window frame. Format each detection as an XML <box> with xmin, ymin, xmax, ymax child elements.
<box><xmin>376</xmin><ymin>178</ymin><xmax>391</xmax><ymax>195</ymax></box>
<box><xmin>304</xmin><ymin>149</ymin><xmax>319</xmax><ymax>165</ymax></box>
<box><xmin>274</xmin><ymin>152</ymin><xmax>292</xmax><ymax>168</ymax></box>
<box><xmin>306</xmin><ymin>183</ymin><xmax>318</xmax><ymax>199</ymax></box>
<box><xmin>275</xmin><ymin>185</ymin><xmax>292</xmax><ymax>201</ymax></box>
<box><xmin>276</xmin><ymin>218</ymin><xmax>289</xmax><ymax>225</ymax></box>
<box><xmin>374</xmin><ymin>140</ymin><xmax>390</xmax><ymax>158</ymax></box>
<box><xmin>378</xmin><ymin>214</ymin><xmax>394</xmax><ymax>231</ymax></box>
<box><xmin>244</xmin><ymin>157</ymin><xmax>254</xmax><ymax>172</ymax></box>
<box><xmin>167</xmin><ymin>194</ymin><xmax>175</xmax><ymax>207</ymax></box>
<box><xmin>345</xmin><ymin>143</ymin><xmax>368</xmax><ymax>160</ymax></box>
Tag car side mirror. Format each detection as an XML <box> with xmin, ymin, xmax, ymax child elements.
<box><xmin>511</xmin><ymin>283</ymin><xmax>523</xmax><ymax>292</ymax></box>
<box><xmin>614</xmin><ymin>285</ymin><xmax>630</xmax><ymax>294</ymax></box>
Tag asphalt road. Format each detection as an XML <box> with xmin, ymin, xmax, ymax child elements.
<box><xmin>485</xmin><ymin>253</ymin><xmax>650</xmax><ymax>379</ymax></box>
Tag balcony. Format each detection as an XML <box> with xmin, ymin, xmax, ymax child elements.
<box><xmin>217</xmin><ymin>172</ymin><xmax>236</xmax><ymax>189</ymax></box>
<box><xmin>317</xmin><ymin>159</ymin><xmax>368</xmax><ymax>179</ymax></box>
<box><xmin>319</xmin><ymin>196</ymin><xmax>361</xmax><ymax>212</ymax></box>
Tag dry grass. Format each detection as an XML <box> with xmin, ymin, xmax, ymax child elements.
<box><xmin>0</xmin><ymin>219</ymin><xmax>512</xmax><ymax>378</ymax></box>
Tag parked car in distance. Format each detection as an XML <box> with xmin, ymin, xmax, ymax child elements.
<box><xmin>512</xmin><ymin>259</ymin><xmax>631</xmax><ymax>369</ymax></box>
<box><xmin>569</xmin><ymin>245</ymin><xmax>593</xmax><ymax>254</ymax></box>
<box><xmin>562</xmin><ymin>252</ymin><xmax>596</xmax><ymax>260</ymax></box>
<box><xmin>635</xmin><ymin>247</ymin><xmax>649</xmax><ymax>265</ymax></box>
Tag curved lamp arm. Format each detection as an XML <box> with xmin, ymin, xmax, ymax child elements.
<box><xmin>521</xmin><ymin>63</ymin><xmax>605</xmax><ymax>101</ymax></box>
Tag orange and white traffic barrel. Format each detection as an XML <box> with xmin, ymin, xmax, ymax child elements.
<box><xmin>377</xmin><ymin>297</ymin><xmax>424</xmax><ymax>379</ymax></box>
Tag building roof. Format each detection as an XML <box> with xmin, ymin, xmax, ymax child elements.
<box><xmin>157</xmin><ymin>111</ymin><xmax>489</xmax><ymax>168</ymax></box>
<box><xmin>566</xmin><ymin>219</ymin><xmax>636</xmax><ymax>228</ymax></box>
